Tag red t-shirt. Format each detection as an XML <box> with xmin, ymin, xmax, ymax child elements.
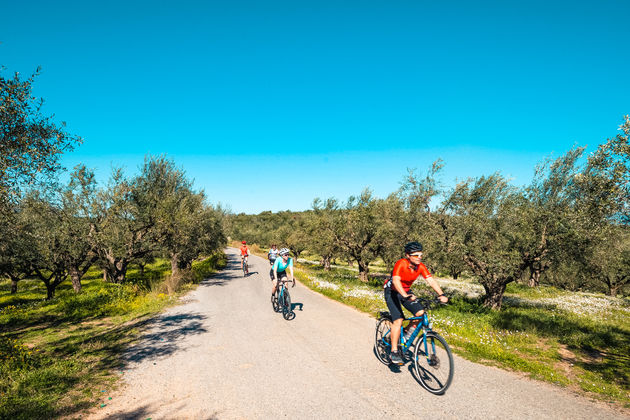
<box><xmin>240</xmin><ymin>246</ymin><xmax>249</xmax><ymax>256</ymax></box>
<box><xmin>388</xmin><ymin>258</ymin><xmax>432</xmax><ymax>292</ymax></box>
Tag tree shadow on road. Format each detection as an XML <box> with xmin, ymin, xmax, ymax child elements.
<box><xmin>95</xmin><ymin>404</ymin><xmax>222</xmax><ymax>420</ymax></box>
<box><xmin>124</xmin><ymin>313</ymin><xmax>208</xmax><ymax>364</ymax></box>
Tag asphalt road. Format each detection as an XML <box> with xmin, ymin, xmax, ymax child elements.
<box><xmin>91</xmin><ymin>249</ymin><xmax>628</xmax><ymax>419</ymax></box>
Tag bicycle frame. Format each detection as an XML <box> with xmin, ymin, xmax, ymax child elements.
<box><xmin>278</xmin><ymin>282</ymin><xmax>286</xmax><ymax>302</ymax></box>
<box><xmin>381</xmin><ymin>312</ymin><xmax>437</xmax><ymax>363</ymax></box>
<box><xmin>276</xmin><ymin>279</ymin><xmax>291</xmax><ymax>301</ymax></box>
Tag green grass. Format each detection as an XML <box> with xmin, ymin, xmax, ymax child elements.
<box><xmin>295</xmin><ymin>262</ymin><xmax>630</xmax><ymax>408</ymax></box>
<box><xmin>0</xmin><ymin>252</ymin><xmax>226</xmax><ymax>419</ymax></box>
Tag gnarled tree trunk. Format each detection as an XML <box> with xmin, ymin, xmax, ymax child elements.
<box><xmin>69</xmin><ymin>267</ymin><xmax>82</xmax><ymax>292</ymax></box>
<box><xmin>482</xmin><ymin>281</ymin><xmax>507</xmax><ymax>310</ymax></box>
<box><xmin>358</xmin><ymin>260</ymin><xmax>369</xmax><ymax>283</ymax></box>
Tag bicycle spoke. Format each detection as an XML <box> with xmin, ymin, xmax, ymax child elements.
<box><xmin>374</xmin><ymin>317</ymin><xmax>393</xmax><ymax>365</ymax></box>
<box><xmin>413</xmin><ymin>332</ymin><xmax>454</xmax><ymax>394</ymax></box>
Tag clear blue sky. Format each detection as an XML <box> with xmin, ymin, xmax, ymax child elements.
<box><xmin>2</xmin><ymin>0</ymin><xmax>628</xmax><ymax>214</ymax></box>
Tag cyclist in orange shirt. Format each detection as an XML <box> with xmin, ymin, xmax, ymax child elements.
<box><xmin>239</xmin><ymin>241</ymin><xmax>250</xmax><ymax>272</ymax></box>
<box><xmin>384</xmin><ymin>241</ymin><xmax>448</xmax><ymax>365</ymax></box>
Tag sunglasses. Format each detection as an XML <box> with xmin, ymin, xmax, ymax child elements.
<box><xmin>409</xmin><ymin>252</ymin><xmax>423</xmax><ymax>257</ymax></box>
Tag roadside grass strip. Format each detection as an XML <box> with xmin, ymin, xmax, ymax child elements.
<box><xmin>295</xmin><ymin>261</ymin><xmax>630</xmax><ymax>408</ymax></box>
<box><xmin>0</xmin><ymin>253</ymin><xmax>227</xmax><ymax>419</ymax></box>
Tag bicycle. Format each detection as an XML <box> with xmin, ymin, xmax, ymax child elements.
<box><xmin>242</xmin><ymin>256</ymin><xmax>249</xmax><ymax>277</ymax></box>
<box><xmin>271</xmin><ymin>276</ymin><xmax>295</xmax><ymax>320</ymax></box>
<box><xmin>374</xmin><ymin>297</ymin><xmax>454</xmax><ymax>394</ymax></box>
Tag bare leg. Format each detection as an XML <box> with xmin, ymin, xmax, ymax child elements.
<box><xmin>391</xmin><ymin>318</ymin><xmax>403</xmax><ymax>352</ymax></box>
<box><xmin>403</xmin><ymin>309</ymin><xmax>425</xmax><ymax>336</ymax></box>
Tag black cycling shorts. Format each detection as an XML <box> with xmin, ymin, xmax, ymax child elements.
<box><xmin>272</xmin><ymin>270</ymin><xmax>288</xmax><ymax>282</ymax></box>
<box><xmin>384</xmin><ymin>287</ymin><xmax>423</xmax><ymax>321</ymax></box>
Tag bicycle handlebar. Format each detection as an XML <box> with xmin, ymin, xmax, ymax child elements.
<box><xmin>276</xmin><ymin>277</ymin><xmax>295</xmax><ymax>286</ymax></box>
<box><xmin>418</xmin><ymin>296</ymin><xmax>448</xmax><ymax>310</ymax></box>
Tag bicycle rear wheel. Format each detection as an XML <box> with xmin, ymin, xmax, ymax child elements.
<box><xmin>282</xmin><ymin>289</ymin><xmax>292</xmax><ymax>320</ymax></box>
<box><xmin>374</xmin><ymin>317</ymin><xmax>392</xmax><ymax>365</ymax></box>
<box><xmin>271</xmin><ymin>292</ymin><xmax>279</xmax><ymax>312</ymax></box>
<box><xmin>413</xmin><ymin>331</ymin><xmax>454</xmax><ymax>394</ymax></box>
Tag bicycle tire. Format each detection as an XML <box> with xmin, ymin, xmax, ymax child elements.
<box><xmin>271</xmin><ymin>292</ymin><xmax>279</xmax><ymax>312</ymax></box>
<box><xmin>413</xmin><ymin>331</ymin><xmax>454</xmax><ymax>394</ymax></box>
<box><xmin>374</xmin><ymin>317</ymin><xmax>392</xmax><ymax>365</ymax></box>
<box><xmin>282</xmin><ymin>289</ymin><xmax>292</xmax><ymax>320</ymax></box>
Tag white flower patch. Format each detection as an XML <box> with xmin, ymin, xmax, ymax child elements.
<box><xmin>537</xmin><ymin>293</ymin><xmax>630</xmax><ymax>318</ymax></box>
<box><xmin>342</xmin><ymin>288</ymin><xmax>383</xmax><ymax>299</ymax></box>
<box><xmin>309</xmin><ymin>277</ymin><xmax>340</xmax><ymax>290</ymax></box>
<box><xmin>503</xmin><ymin>292</ymin><xmax>630</xmax><ymax>319</ymax></box>
<box><xmin>434</xmin><ymin>278</ymin><xmax>484</xmax><ymax>298</ymax></box>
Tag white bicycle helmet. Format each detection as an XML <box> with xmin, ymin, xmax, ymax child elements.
<box><xmin>279</xmin><ymin>248</ymin><xmax>290</xmax><ymax>256</ymax></box>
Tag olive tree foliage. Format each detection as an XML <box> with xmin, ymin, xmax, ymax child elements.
<box><xmin>227</xmin><ymin>211</ymin><xmax>293</xmax><ymax>246</ymax></box>
<box><xmin>586</xmin><ymin>225</ymin><xmax>630</xmax><ymax>296</ymax></box>
<box><xmin>0</xmin><ymin>68</ymin><xmax>81</xmax><ymax>203</ymax></box>
<box><xmin>391</xmin><ymin>162</ymin><xmax>444</xmax><ymax>272</ymax></box>
<box><xmin>311</xmin><ymin>198</ymin><xmax>344</xmax><ymax>270</ymax></box>
<box><xmin>20</xmin><ymin>193</ymin><xmax>69</xmax><ymax>299</ymax></box>
<box><xmin>59</xmin><ymin>166</ymin><xmax>99</xmax><ymax>292</ymax></box>
<box><xmin>1</xmin><ymin>167</ymin><xmax>97</xmax><ymax>297</ymax></box>
<box><xmin>275</xmin><ymin>213</ymin><xmax>311</xmax><ymax>260</ymax></box>
<box><xmin>0</xmin><ymin>202</ymin><xmax>35</xmax><ymax>293</ymax></box>
<box><xmin>143</xmin><ymin>156</ymin><xmax>226</xmax><ymax>280</ymax></box>
<box><xmin>431</xmin><ymin>211</ymin><xmax>468</xmax><ymax>279</ymax></box>
<box><xmin>443</xmin><ymin>174</ymin><xmax>525</xmax><ymax>309</ymax></box>
<box><xmin>314</xmin><ymin>189</ymin><xmax>382</xmax><ymax>282</ymax></box>
<box><xmin>15</xmin><ymin>171</ymin><xmax>98</xmax><ymax>299</ymax></box>
<box><xmin>372</xmin><ymin>195</ymin><xmax>407</xmax><ymax>269</ymax></box>
<box><xmin>582</xmin><ymin>115</ymin><xmax>630</xmax><ymax>224</ymax></box>
<box><xmin>517</xmin><ymin>147</ymin><xmax>585</xmax><ymax>287</ymax></box>
<box><xmin>573</xmin><ymin>116</ymin><xmax>630</xmax><ymax>295</ymax></box>
<box><xmin>89</xmin><ymin>168</ymin><xmax>157</xmax><ymax>284</ymax></box>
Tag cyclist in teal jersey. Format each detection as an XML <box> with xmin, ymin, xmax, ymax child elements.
<box><xmin>271</xmin><ymin>248</ymin><xmax>294</xmax><ymax>298</ymax></box>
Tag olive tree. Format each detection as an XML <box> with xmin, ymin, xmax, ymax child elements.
<box><xmin>574</xmin><ymin>116</ymin><xmax>630</xmax><ymax>295</ymax></box>
<box><xmin>0</xmin><ymin>203</ymin><xmax>35</xmax><ymax>293</ymax></box>
<box><xmin>517</xmin><ymin>147</ymin><xmax>585</xmax><ymax>287</ymax></box>
<box><xmin>387</xmin><ymin>162</ymin><xmax>444</xmax><ymax>271</ymax></box>
<box><xmin>20</xmin><ymin>194</ymin><xmax>68</xmax><ymax>299</ymax></box>
<box><xmin>136</xmin><ymin>156</ymin><xmax>226</xmax><ymax>281</ymax></box>
<box><xmin>90</xmin><ymin>168</ymin><xmax>157</xmax><ymax>283</ymax></box>
<box><xmin>443</xmin><ymin>174</ymin><xmax>525</xmax><ymax>309</ymax></box>
<box><xmin>311</xmin><ymin>198</ymin><xmax>343</xmax><ymax>270</ymax></box>
<box><xmin>315</xmin><ymin>189</ymin><xmax>382</xmax><ymax>282</ymax></box>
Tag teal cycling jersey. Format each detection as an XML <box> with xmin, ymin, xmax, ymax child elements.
<box><xmin>272</xmin><ymin>257</ymin><xmax>293</xmax><ymax>273</ymax></box>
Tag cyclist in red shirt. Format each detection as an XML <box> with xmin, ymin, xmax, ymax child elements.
<box><xmin>239</xmin><ymin>241</ymin><xmax>250</xmax><ymax>271</ymax></box>
<box><xmin>384</xmin><ymin>241</ymin><xmax>448</xmax><ymax>365</ymax></box>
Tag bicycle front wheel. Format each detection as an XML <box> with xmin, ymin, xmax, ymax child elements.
<box><xmin>413</xmin><ymin>331</ymin><xmax>454</xmax><ymax>394</ymax></box>
<box><xmin>374</xmin><ymin>317</ymin><xmax>392</xmax><ymax>365</ymax></box>
<box><xmin>282</xmin><ymin>289</ymin><xmax>292</xmax><ymax>320</ymax></box>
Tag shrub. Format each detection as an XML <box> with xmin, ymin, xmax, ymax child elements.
<box><xmin>192</xmin><ymin>252</ymin><xmax>227</xmax><ymax>283</ymax></box>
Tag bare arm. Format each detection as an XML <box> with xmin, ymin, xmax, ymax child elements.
<box><xmin>391</xmin><ymin>276</ymin><xmax>414</xmax><ymax>300</ymax></box>
<box><xmin>425</xmin><ymin>277</ymin><xmax>448</xmax><ymax>303</ymax></box>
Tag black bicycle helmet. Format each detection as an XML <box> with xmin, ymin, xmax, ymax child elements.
<box><xmin>404</xmin><ymin>241</ymin><xmax>423</xmax><ymax>254</ymax></box>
